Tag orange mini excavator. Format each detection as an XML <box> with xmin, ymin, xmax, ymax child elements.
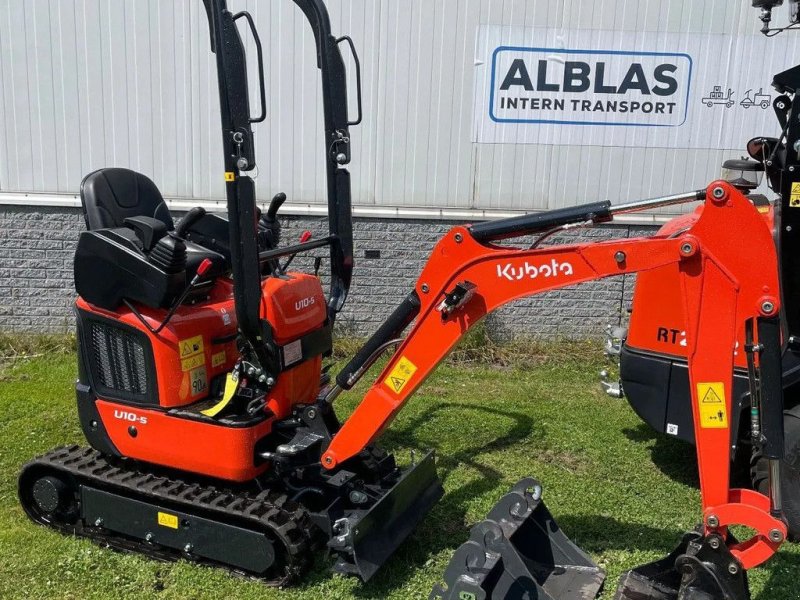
<box><xmin>16</xmin><ymin>1</ymin><xmax>797</xmax><ymax>599</ymax></box>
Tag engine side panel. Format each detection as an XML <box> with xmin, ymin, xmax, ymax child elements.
<box><xmin>96</xmin><ymin>399</ymin><xmax>272</xmax><ymax>482</ymax></box>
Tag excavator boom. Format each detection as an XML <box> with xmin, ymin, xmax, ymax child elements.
<box><xmin>326</xmin><ymin>181</ymin><xmax>788</xmax><ymax>597</ymax></box>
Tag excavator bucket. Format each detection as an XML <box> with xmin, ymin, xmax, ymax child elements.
<box><xmin>430</xmin><ymin>478</ymin><xmax>605</xmax><ymax>600</ymax></box>
<box><xmin>613</xmin><ymin>531</ymin><xmax>750</xmax><ymax>600</ymax></box>
<box><xmin>328</xmin><ymin>450</ymin><xmax>444</xmax><ymax>581</ymax></box>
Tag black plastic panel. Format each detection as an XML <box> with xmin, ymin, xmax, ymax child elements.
<box><xmin>621</xmin><ymin>345</ymin><xmax>749</xmax><ymax>451</ymax></box>
<box><xmin>77</xmin><ymin>308</ymin><xmax>158</xmax><ymax>407</ymax></box>
<box><xmin>81</xmin><ymin>487</ymin><xmax>274</xmax><ymax>574</ymax></box>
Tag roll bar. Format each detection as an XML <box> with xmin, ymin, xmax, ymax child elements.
<box><xmin>202</xmin><ymin>0</ymin><xmax>357</xmax><ymax>372</ymax></box>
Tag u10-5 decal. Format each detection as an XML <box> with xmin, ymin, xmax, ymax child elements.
<box><xmin>114</xmin><ymin>410</ymin><xmax>148</xmax><ymax>425</ymax></box>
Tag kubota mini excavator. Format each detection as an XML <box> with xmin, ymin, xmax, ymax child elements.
<box><xmin>15</xmin><ymin>1</ymin><xmax>796</xmax><ymax>599</ymax></box>
<box><xmin>18</xmin><ymin>0</ymin><xmax>444</xmax><ymax>584</ymax></box>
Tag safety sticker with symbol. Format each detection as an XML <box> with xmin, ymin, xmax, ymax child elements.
<box><xmin>791</xmin><ymin>183</ymin><xmax>800</xmax><ymax>208</ymax></box>
<box><xmin>384</xmin><ymin>356</ymin><xmax>418</xmax><ymax>395</ymax></box>
<box><xmin>697</xmin><ymin>382</ymin><xmax>728</xmax><ymax>429</ymax></box>
<box><xmin>179</xmin><ymin>335</ymin><xmax>204</xmax><ymax>359</ymax></box>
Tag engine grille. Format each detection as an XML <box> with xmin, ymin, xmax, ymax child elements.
<box><xmin>89</xmin><ymin>320</ymin><xmax>149</xmax><ymax>397</ymax></box>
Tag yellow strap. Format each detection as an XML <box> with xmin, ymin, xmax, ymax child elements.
<box><xmin>201</xmin><ymin>373</ymin><xmax>239</xmax><ymax>417</ymax></box>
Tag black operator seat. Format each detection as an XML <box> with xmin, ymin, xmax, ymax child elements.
<box><xmin>75</xmin><ymin>168</ymin><xmax>228</xmax><ymax>311</ymax></box>
<box><xmin>80</xmin><ymin>168</ymin><xmax>227</xmax><ymax>278</ymax></box>
<box><xmin>80</xmin><ymin>168</ymin><xmax>174</xmax><ymax>231</ymax></box>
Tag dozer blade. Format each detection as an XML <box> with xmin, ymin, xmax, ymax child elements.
<box><xmin>328</xmin><ymin>450</ymin><xmax>444</xmax><ymax>582</ymax></box>
<box><xmin>430</xmin><ymin>478</ymin><xmax>605</xmax><ymax>600</ymax></box>
<box><xmin>613</xmin><ymin>531</ymin><xmax>750</xmax><ymax>600</ymax></box>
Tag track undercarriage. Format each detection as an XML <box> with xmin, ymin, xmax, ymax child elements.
<box><xmin>19</xmin><ymin>437</ymin><xmax>441</xmax><ymax>585</ymax></box>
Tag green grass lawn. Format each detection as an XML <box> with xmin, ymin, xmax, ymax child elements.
<box><xmin>1</xmin><ymin>348</ymin><xmax>799</xmax><ymax>599</ymax></box>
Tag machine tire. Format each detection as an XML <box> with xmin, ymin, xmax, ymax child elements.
<box><xmin>751</xmin><ymin>405</ymin><xmax>800</xmax><ymax>542</ymax></box>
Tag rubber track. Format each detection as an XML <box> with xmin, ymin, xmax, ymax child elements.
<box><xmin>19</xmin><ymin>445</ymin><xmax>315</xmax><ymax>586</ymax></box>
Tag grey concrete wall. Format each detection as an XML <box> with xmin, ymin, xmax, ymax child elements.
<box><xmin>0</xmin><ymin>205</ymin><xmax>656</xmax><ymax>339</ymax></box>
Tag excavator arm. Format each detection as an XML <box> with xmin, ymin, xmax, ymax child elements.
<box><xmin>325</xmin><ymin>180</ymin><xmax>787</xmax><ymax>572</ymax></box>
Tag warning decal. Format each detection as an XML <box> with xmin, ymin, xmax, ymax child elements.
<box><xmin>384</xmin><ymin>357</ymin><xmax>418</xmax><ymax>395</ymax></box>
<box><xmin>190</xmin><ymin>366</ymin><xmax>208</xmax><ymax>396</ymax></box>
<box><xmin>181</xmin><ymin>354</ymin><xmax>205</xmax><ymax>372</ymax></box>
<box><xmin>179</xmin><ymin>335</ymin><xmax>204</xmax><ymax>359</ymax></box>
<box><xmin>697</xmin><ymin>382</ymin><xmax>728</xmax><ymax>429</ymax></box>
<box><xmin>791</xmin><ymin>183</ymin><xmax>800</xmax><ymax>208</ymax></box>
<box><xmin>211</xmin><ymin>351</ymin><xmax>226</xmax><ymax>368</ymax></box>
<box><xmin>157</xmin><ymin>511</ymin><xmax>179</xmax><ymax>529</ymax></box>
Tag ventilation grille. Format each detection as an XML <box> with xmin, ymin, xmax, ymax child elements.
<box><xmin>89</xmin><ymin>321</ymin><xmax>149</xmax><ymax>396</ymax></box>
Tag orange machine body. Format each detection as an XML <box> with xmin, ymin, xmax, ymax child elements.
<box><xmin>626</xmin><ymin>202</ymin><xmax>776</xmax><ymax>367</ymax></box>
<box><xmin>76</xmin><ymin>272</ymin><xmax>327</xmax><ymax>482</ymax></box>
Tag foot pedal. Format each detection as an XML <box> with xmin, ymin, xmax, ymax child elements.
<box><xmin>614</xmin><ymin>531</ymin><xmax>750</xmax><ymax>600</ymax></box>
<box><xmin>430</xmin><ymin>478</ymin><xmax>605</xmax><ymax>600</ymax></box>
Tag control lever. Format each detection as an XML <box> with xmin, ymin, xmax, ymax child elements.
<box><xmin>266</xmin><ymin>192</ymin><xmax>287</xmax><ymax>219</ymax></box>
<box><xmin>175</xmin><ymin>207</ymin><xmax>207</xmax><ymax>238</ymax></box>
<box><xmin>281</xmin><ymin>231</ymin><xmax>313</xmax><ymax>272</ymax></box>
<box><xmin>259</xmin><ymin>193</ymin><xmax>286</xmax><ymax>250</ymax></box>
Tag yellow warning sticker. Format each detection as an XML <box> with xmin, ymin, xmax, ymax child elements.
<box><xmin>157</xmin><ymin>511</ymin><xmax>179</xmax><ymax>529</ymax></box>
<box><xmin>791</xmin><ymin>183</ymin><xmax>800</xmax><ymax>207</ymax></box>
<box><xmin>212</xmin><ymin>351</ymin><xmax>226</xmax><ymax>368</ymax></box>
<box><xmin>181</xmin><ymin>354</ymin><xmax>205</xmax><ymax>372</ymax></box>
<box><xmin>697</xmin><ymin>382</ymin><xmax>729</xmax><ymax>429</ymax></box>
<box><xmin>190</xmin><ymin>366</ymin><xmax>208</xmax><ymax>396</ymax></box>
<box><xmin>384</xmin><ymin>357</ymin><xmax>418</xmax><ymax>394</ymax></box>
<box><xmin>179</xmin><ymin>335</ymin><xmax>204</xmax><ymax>359</ymax></box>
<box><xmin>224</xmin><ymin>171</ymin><xmax>235</xmax><ymax>182</ymax></box>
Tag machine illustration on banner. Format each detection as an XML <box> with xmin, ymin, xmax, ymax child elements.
<box><xmin>702</xmin><ymin>86</ymin><xmax>735</xmax><ymax>108</ymax></box>
<box><xmin>741</xmin><ymin>88</ymin><xmax>772</xmax><ymax>109</ymax></box>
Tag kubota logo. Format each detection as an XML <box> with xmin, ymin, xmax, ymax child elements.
<box><xmin>295</xmin><ymin>296</ymin><xmax>316</xmax><ymax>311</ymax></box>
<box><xmin>497</xmin><ymin>259</ymin><xmax>575</xmax><ymax>281</ymax></box>
<box><xmin>114</xmin><ymin>410</ymin><xmax>148</xmax><ymax>425</ymax></box>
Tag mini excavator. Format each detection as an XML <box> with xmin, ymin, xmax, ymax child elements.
<box><xmin>15</xmin><ymin>1</ymin><xmax>797</xmax><ymax>599</ymax></box>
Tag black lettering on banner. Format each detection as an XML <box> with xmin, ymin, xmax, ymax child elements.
<box><xmin>593</xmin><ymin>62</ymin><xmax>617</xmax><ymax>94</ymax></box>
<box><xmin>563</xmin><ymin>61</ymin><xmax>591</xmax><ymax>92</ymax></box>
<box><xmin>537</xmin><ymin>60</ymin><xmax>560</xmax><ymax>92</ymax></box>
<box><xmin>618</xmin><ymin>63</ymin><xmax>651</xmax><ymax>95</ymax></box>
<box><xmin>500</xmin><ymin>59</ymin><xmax>534</xmax><ymax>91</ymax></box>
<box><xmin>494</xmin><ymin>52</ymin><xmax>685</xmax><ymax>123</ymax></box>
<box><xmin>652</xmin><ymin>64</ymin><xmax>678</xmax><ymax>96</ymax></box>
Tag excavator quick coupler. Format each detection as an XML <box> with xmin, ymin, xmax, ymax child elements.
<box><xmin>430</xmin><ymin>478</ymin><xmax>606</xmax><ymax>600</ymax></box>
<box><xmin>613</xmin><ymin>531</ymin><xmax>750</xmax><ymax>600</ymax></box>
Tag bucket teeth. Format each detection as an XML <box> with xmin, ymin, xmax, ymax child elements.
<box><xmin>431</xmin><ymin>478</ymin><xmax>605</xmax><ymax>600</ymax></box>
<box><xmin>613</xmin><ymin>531</ymin><xmax>751</xmax><ymax>600</ymax></box>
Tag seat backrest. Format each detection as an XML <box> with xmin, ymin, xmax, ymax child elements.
<box><xmin>80</xmin><ymin>168</ymin><xmax>174</xmax><ymax>231</ymax></box>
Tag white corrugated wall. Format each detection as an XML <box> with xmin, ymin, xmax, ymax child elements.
<box><xmin>0</xmin><ymin>0</ymin><xmax>792</xmax><ymax>215</ymax></box>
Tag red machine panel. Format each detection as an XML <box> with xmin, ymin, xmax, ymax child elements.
<box><xmin>77</xmin><ymin>280</ymin><xmax>239</xmax><ymax>409</ymax></box>
<box><xmin>96</xmin><ymin>399</ymin><xmax>272</xmax><ymax>481</ymax></box>
<box><xmin>260</xmin><ymin>272</ymin><xmax>328</xmax><ymax>344</ymax></box>
<box><xmin>626</xmin><ymin>203</ymin><xmax>776</xmax><ymax>370</ymax></box>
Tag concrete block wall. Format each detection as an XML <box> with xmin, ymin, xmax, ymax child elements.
<box><xmin>0</xmin><ymin>207</ymin><xmax>83</xmax><ymax>332</ymax></box>
<box><xmin>0</xmin><ymin>205</ymin><xmax>657</xmax><ymax>339</ymax></box>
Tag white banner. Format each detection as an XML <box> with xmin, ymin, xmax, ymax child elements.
<box><xmin>474</xmin><ymin>26</ymin><xmax>800</xmax><ymax>149</ymax></box>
